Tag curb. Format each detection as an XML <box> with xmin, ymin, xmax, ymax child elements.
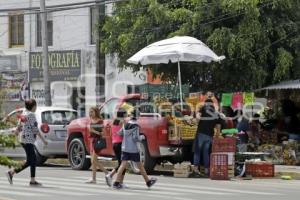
<box><xmin>275</xmin><ymin>172</ymin><xmax>300</xmax><ymax>180</ymax></box>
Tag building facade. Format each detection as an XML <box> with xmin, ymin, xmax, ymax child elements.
<box><xmin>0</xmin><ymin>0</ymin><xmax>146</xmax><ymax>116</ymax></box>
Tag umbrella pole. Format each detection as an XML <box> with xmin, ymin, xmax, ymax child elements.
<box><xmin>177</xmin><ymin>61</ymin><xmax>183</xmax><ymax>111</ymax></box>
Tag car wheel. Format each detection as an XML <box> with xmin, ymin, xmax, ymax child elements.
<box><xmin>68</xmin><ymin>138</ymin><xmax>91</xmax><ymax>170</ymax></box>
<box><xmin>35</xmin><ymin>149</ymin><xmax>48</xmax><ymax>166</ymax></box>
<box><xmin>130</xmin><ymin>140</ymin><xmax>156</xmax><ymax>174</ymax></box>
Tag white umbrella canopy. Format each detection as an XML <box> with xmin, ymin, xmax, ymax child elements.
<box><xmin>127</xmin><ymin>36</ymin><xmax>225</xmax><ymax>110</ymax></box>
<box><xmin>127</xmin><ymin>36</ymin><xmax>225</xmax><ymax>65</ymax></box>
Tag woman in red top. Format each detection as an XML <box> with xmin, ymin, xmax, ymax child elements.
<box><xmin>86</xmin><ymin>107</ymin><xmax>110</xmax><ymax>184</ymax></box>
<box><xmin>105</xmin><ymin>109</ymin><xmax>126</xmax><ymax>187</ymax></box>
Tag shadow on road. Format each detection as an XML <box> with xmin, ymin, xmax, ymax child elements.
<box><xmin>41</xmin><ymin>163</ymin><xmax>70</xmax><ymax>168</ymax></box>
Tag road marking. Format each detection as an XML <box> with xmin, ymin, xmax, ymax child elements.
<box><xmin>23</xmin><ymin>177</ymin><xmax>183</xmax><ymax>196</ymax></box>
<box><xmin>0</xmin><ymin>197</ymin><xmax>17</xmax><ymax>200</ymax></box>
<box><xmin>0</xmin><ymin>179</ymin><xmax>133</xmax><ymax>196</ymax></box>
<box><xmin>0</xmin><ymin>187</ymin><xmax>46</xmax><ymax>197</ymax></box>
<box><xmin>218</xmin><ymin>179</ymin><xmax>300</xmax><ymax>189</ymax></box>
<box><xmin>0</xmin><ymin>177</ymin><xmax>229</xmax><ymax>197</ymax></box>
<box><xmin>75</xmin><ymin>176</ymin><xmax>282</xmax><ymax>196</ymax></box>
<box><xmin>45</xmin><ymin>177</ymin><xmax>231</xmax><ymax>196</ymax></box>
<box><xmin>0</xmin><ymin>181</ymin><xmax>95</xmax><ymax>196</ymax></box>
<box><xmin>0</xmin><ymin>176</ymin><xmax>288</xmax><ymax>198</ymax></box>
<box><xmin>42</xmin><ymin>177</ymin><xmax>229</xmax><ymax>195</ymax></box>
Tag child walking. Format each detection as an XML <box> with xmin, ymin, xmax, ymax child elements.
<box><xmin>112</xmin><ymin>109</ymin><xmax>157</xmax><ymax>189</ymax></box>
<box><xmin>5</xmin><ymin>99</ymin><xmax>48</xmax><ymax>186</ymax></box>
<box><xmin>105</xmin><ymin>109</ymin><xmax>126</xmax><ymax>187</ymax></box>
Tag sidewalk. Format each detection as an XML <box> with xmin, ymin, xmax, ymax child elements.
<box><xmin>275</xmin><ymin>165</ymin><xmax>300</xmax><ymax>179</ymax></box>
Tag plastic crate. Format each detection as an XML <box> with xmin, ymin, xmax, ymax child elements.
<box><xmin>210</xmin><ymin>153</ymin><xmax>229</xmax><ymax>180</ymax></box>
<box><xmin>245</xmin><ymin>162</ymin><xmax>274</xmax><ymax>177</ymax></box>
<box><xmin>180</xmin><ymin>125</ymin><xmax>197</xmax><ymax>140</ymax></box>
<box><xmin>212</xmin><ymin>137</ymin><xmax>237</xmax><ymax>152</ymax></box>
<box><xmin>168</xmin><ymin>125</ymin><xmax>197</xmax><ymax>141</ymax></box>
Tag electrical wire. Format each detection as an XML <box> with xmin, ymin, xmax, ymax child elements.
<box><xmin>0</xmin><ymin>0</ymin><xmax>108</xmax><ymax>12</ymax></box>
<box><xmin>0</xmin><ymin>0</ymin><xmax>125</xmax><ymax>17</ymax></box>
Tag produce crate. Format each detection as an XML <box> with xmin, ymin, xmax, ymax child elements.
<box><xmin>168</xmin><ymin>125</ymin><xmax>197</xmax><ymax>141</ymax></box>
<box><xmin>212</xmin><ymin>137</ymin><xmax>237</xmax><ymax>153</ymax></box>
<box><xmin>245</xmin><ymin>162</ymin><xmax>274</xmax><ymax>177</ymax></box>
<box><xmin>173</xmin><ymin>163</ymin><xmax>192</xmax><ymax>178</ymax></box>
<box><xmin>210</xmin><ymin>153</ymin><xmax>235</xmax><ymax>180</ymax></box>
<box><xmin>180</xmin><ymin>125</ymin><xmax>197</xmax><ymax>140</ymax></box>
<box><xmin>210</xmin><ymin>153</ymin><xmax>229</xmax><ymax>180</ymax></box>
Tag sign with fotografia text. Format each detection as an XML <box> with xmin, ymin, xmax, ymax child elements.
<box><xmin>29</xmin><ymin>50</ymin><xmax>81</xmax><ymax>82</ymax></box>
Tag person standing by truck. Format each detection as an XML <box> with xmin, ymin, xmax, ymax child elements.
<box><xmin>86</xmin><ymin>107</ymin><xmax>111</xmax><ymax>184</ymax></box>
<box><xmin>5</xmin><ymin>99</ymin><xmax>48</xmax><ymax>186</ymax></box>
<box><xmin>112</xmin><ymin>109</ymin><xmax>157</xmax><ymax>189</ymax></box>
<box><xmin>193</xmin><ymin>99</ymin><xmax>224</xmax><ymax>177</ymax></box>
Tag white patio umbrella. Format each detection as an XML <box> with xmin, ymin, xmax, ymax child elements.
<box><xmin>127</xmin><ymin>36</ymin><xmax>225</xmax><ymax>109</ymax></box>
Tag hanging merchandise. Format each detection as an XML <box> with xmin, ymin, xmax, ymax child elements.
<box><xmin>221</xmin><ymin>93</ymin><xmax>233</xmax><ymax>107</ymax></box>
<box><xmin>231</xmin><ymin>92</ymin><xmax>243</xmax><ymax>110</ymax></box>
<box><xmin>243</xmin><ymin>92</ymin><xmax>255</xmax><ymax>105</ymax></box>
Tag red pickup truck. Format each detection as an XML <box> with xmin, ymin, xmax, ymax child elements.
<box><xmin>66</xmin><ymin>94</ymin><xmax>194</xmax><ymax>173</ymax></box>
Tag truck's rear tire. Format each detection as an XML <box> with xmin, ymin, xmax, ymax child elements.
<box><xmin>68</xmin><ymin>138</ymin><xmax>91</xmax><ymax>170</ymax></box>
<box><xmin>130</xmin><ymin>140</ymin><xmax>156</xmax><ymax>174</ymax></box>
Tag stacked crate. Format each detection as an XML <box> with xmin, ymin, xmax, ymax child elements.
<box><xmin>210</xmin><ymin>137</ymin><xmax>237</xmax><ymax>180</ymax></box>
<box><xmin>168</xmin><ymin>123</ymin><xmax>197</xmax><ymax>141</ymax></box>
<box><xmin>245</xmin><ymin>162</ymin><xmax>274</xmax><ymax>177</ymax></box>
<box><xmin>173</xmin><ymin>163</ymin><xmax>192</xmax><ymax>178</ymax></box>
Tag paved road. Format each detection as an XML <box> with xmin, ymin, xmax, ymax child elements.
<box><xmin>0</xmin><ymin>165</ymin><xmax>300</xmax><ymax>200</ymax></box>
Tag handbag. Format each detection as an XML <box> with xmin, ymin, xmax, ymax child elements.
<box><xmin>93</xmin><ymin>137</ymin><xmax>107</xmax><ymax>151</ymax></box>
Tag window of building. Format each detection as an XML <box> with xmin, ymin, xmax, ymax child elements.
<box><xmin>36</xmin><ymin>14</ymin><xmax>53</xmax><ymax>47</ymax></box>
<box><xmin>9</xmin><ymin>14</ymin><xmax>24</xmax><ymax>47</ymax></box>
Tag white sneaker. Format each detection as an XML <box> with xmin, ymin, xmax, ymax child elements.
<box><xmin>105</xmin><ymin>174</ymin><xmax>112</xmax><ymax>187</ymax></box>
<box><xmin>120</xmin><ymin>183</ymin><xmax>129</xmax><ymax>188</ymax></box>
<box><xmin>85</xmin><ymin>179</ymin><xmax>96</xmax><ymax>184</ymax></box>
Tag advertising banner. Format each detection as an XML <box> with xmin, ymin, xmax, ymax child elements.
<box><xmin>0</xmin><ymin>72</ymin><xmax>29</xmax><ymax>101</ymax></box>
<box><xmin>29</xmin><ymin>50</ymin><xmax>81</xmax><ymax>82</ymax></box>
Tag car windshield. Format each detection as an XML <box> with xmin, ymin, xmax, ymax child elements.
<box><xmin>42</xmin><ymin>111</ymin><xmax>77</xmax><ymax>125</ymax></box>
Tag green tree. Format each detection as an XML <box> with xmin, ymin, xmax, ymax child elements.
<box><xmin>0</xmin><ymin>75</ymin><xmax>19</xmax><ymax>167</ymax></box>
<box><xmin>101</xmin><ymin>0</ymin><xmax>300</xmax><ymax>92</ymax></box>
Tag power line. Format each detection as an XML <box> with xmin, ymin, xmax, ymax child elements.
<box><xmin>0</xmin><ymin>0</ymin><xmax>126</xmax><ymax>17</ymax></box>
<box><xmin>0</xmin><ymin>0</ymin><xmax>54</xmax><ymax>7</ymax></box>
<box><xmin>0</xmin><ymin>0</ymin><xmax>105</xmax><ymax>12</ymax></box>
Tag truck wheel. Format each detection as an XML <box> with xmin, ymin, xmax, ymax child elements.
<box><xmin>130</xmin><ymin>140</ymin><xmax>156</xmax><ymax>174</ymax></box>
<box><xmin>35</xmin><ymin>149</ymin><xmax>48</xmax><ymax>166</ymax></box>
<box><xmin>68</xmin><ymin>138</ymin><xmax>91</xmax><ymax>170</ymax></box>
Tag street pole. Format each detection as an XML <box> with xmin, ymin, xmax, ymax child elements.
<box><xmin>40</xmin><ymin>0</ymin><xmax>52</xmax><ymax>106</ymax></box>
<box><xmin>95</xmin><ymin>0</ymin><xmax>105</xmax><ymax>103</ymax></box>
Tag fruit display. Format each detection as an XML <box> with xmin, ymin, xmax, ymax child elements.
<box><xmin>168</xmin><ymin>116</ymin><xmax>197</xmax><ymax>140</ymax></box>
<box><xmin>257</xmin><ymin>141</ymin><xmax>300</xmax><ymax>165</ymax></box>
<box><xmin>259</xmin><ymin>130</ymin><xmax>278</xmax><ymax>144</ymax></box>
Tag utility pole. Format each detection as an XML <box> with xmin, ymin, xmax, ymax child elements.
<box><xmin>40</xmin><ymin>0</ymin><xmax>52</xmax><ymax>106</ymax></box>
<box><xmin>95</xmin><ymin>0</ymin><xmax>105</xmax><ymax>103</ymax></box>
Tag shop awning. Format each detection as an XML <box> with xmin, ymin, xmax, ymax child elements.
<box><xmin>258</xmin><ymin>79</ymin><xmax>300</xmax><ymax>90</ymax></box>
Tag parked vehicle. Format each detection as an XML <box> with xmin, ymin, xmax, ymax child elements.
<box><xmin>66</xmin><ymin>94</ymin><xmax>195</xmax><ymax>173</ymax></box>
<box><xmin>2</xmin><ymin>107</ymin><xmax>78</xmax><ymax>165</ymax></box>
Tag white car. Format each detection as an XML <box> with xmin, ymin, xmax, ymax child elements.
<box><xmin>2</xmin><ymin>107</ymin><xmax>78</xmax><ymax>165</ymax></box>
